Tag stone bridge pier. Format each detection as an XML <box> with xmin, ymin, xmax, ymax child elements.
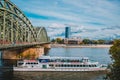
<box><xmin>1</xmin><ymin>44</ymin><xmax>51</xmax><ymax>59</ymax></box>
<box><xmin>42</xmin><ymin>43</ymin><xmax>51</xmax><ymax>49</ymax></box>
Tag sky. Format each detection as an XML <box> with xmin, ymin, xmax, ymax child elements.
<box><xmin>11</xmin><ymin>0</ymin><xmax>120</xmax><ymax>40</ymax></box>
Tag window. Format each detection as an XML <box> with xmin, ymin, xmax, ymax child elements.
<box><xmin>34</xmin><ymin>63</ymin><xmax>38</xmax><ymax>64</ymax></box>
<box><xmin>71</xmin><ymin>65</ymin><xmax>74</xmax><ymax>67</ymax></box>
<box><xmin>61</xmin><ymin>64</ymin><xmax>64</xmax><ymax>67</ymax></box>
<box><xmin>89</xmin><ymin>65</ymin><xmax>91</xmax><ymax>67</ymax></box>
<box><xmin>67</xmin><ymin>65</ymin><xmax>70</xmax><ymax>67</ymax></box>
<box><xmin>26</xmin><ymin>62</ymin><xmax>30</xmax><ymax>64</ymax></box>
<box><xmin>80</xmin><ymin>65</ymin><xmax>82</xmax><ymax>67</ymax></box>
<box><xmin>85</xmin><ymin>65</ymin><xmax>88</xmax><ymax>67</ymax></box>
<box><xmin>94</xmin><ymin>65</ymin><xmax>97</xmax><ymax>67</ymax></box>
<box><xmin>49</xmin><ymin>64</ymin><xmax>54</xmax><ymax>67</ymax></box>
<box><xmin>64</xmin><ymin>65</ymin><xmax>67</xmax><ymax>67</ymax></box>
<box><xmin>92</xmin><ymin>65</ymin><xmax>95</xmax><ymax>67</ymax></box>
<box><xmin>74</xmin><ymin>65</ymin><xmax>76</xmax><ymax>67</ymax></box>
<box><xmin>55</xmin><ymin>65</ymin><xmax>58</xmax><ymax>67</ymax></box>
<box><xmin>31</xmin><ymin>63</ymin><xmax>34</xmax><ymax>64</ymax></box>
<box><xmin>18</xmin><ymin>62</ymin><xmax>23</xmax><ymax>65</ymax></box>
<box><xmin>77</xmin><ymin>65</ymin><xmax>79</xmax><ymax>67</ymax></box>
<box><xmin>58</xmin><ymin>65</ymin><xmax>61</xmax><ymax>67</ymax></box>
<box><xmin>83</xmin><ymin>65</ymin><xmax>85</xmax><ymax>67</ymax></box>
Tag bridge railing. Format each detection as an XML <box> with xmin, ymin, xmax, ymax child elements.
<box><xmin>0</xmin><ymin>41</ymin><xmax>51</xmax><ymax>50</ymax></box>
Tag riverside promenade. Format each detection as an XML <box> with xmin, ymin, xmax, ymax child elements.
<box><xmin>51</xmin><ymin>44</ymin><xmax>112</xmax><ymax>48</ymax></box>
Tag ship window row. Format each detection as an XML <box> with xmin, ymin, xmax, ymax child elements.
<box><xmin>18</xmin><ymin>63</ymin><xmax>23</xmax><ymax>65</ymax></box>
<box><xmin>49</xmin><ymin>59</ymin><xmax>82</xmax><ymax>62</ymax></box>
<box><xmin>26</xmin><ymin>62</ymin><xmax>38</xmax><ymax>65</ymax></box>
<box><xmin>49</xmin><ymin>64</ymin><xmax>97</xmax><ymax>67</ymax></box>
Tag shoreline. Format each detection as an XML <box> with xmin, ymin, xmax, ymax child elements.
<box><xmin>51</xmin><ymin>44</ymin><xmax>112</xmax><ymax>48</ymax></box>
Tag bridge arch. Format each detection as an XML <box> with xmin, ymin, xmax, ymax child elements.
<box><xmin>0</xmin><ymin>0</ymin><xmax>49</xmax><ymax>45</ymax></box>
<box><xmin>36</xmin><ymin>27</ymin><xmax>49</xmax><ymax>43</ymax></box>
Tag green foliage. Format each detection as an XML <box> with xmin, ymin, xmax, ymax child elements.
<box><xmin>51</xmin><ymin>39</ymin><xmax>56</xmax><ymax>43</ymax></box>
<box><xmin>91</xmin><ymin>40</ymin><xmax>98</xmax><ymax>44</ymax></box>
<box><xmin>82</xmin><ymin>39</ymin><xmax>107</xmax><ymax>44</ymax></box>
<box><xmin>51</xmin><ymin>38</ymin><xmax>63</xmax><ymax>44</ymax></box>
<box><xmin>109</xmin><ymin>39</ymin><xmax>120</xmax><ymax>66</ymax></box>
<box><xmin>109</xmin><ymin>39</ymin><xmax>120</xmax><ymax>80</ymax></box>
<box><xmin>98</xmin><ymin>39</ymin><xmax>105</xmax><ymax>44</ymax></box>
<box><xmin>52</xmin><ymin>38</ymin><xmax>113</xmax><ymax>44</ymax></box>
<box><xmin>56</xmin><ymin>38</ymin><xmax>62</xmax><ymax>43</ymax></box>
<box><xmin>83</xmin><ymin>39</ymin><xmax>91</xmax><ymax>44</ymax></box>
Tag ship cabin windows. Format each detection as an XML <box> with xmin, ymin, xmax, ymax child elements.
<box><xmin>88</xmin><ymin>64</ymin><xmax>97</xmax><ymax>67</ymax></box>
<box><xmin>25</xmin><ymin>62</ymin><xmax>38</xmax><ymax>65</ymax></box>
<box><xmin>49</xmin><ymin>64</ymin><xmax>54</xmax><ymax>67</ymax></box>
<box><xmin>82</xmin><ymin>58</ymin><xmax>89</xmax><ymax>63</ymax></box>
<box><xmin>39</xmin><ymin>59</ymin><xmax>50</xmax><ymax>63</ymax></box>
<box><xmin>52</xmin><ymin>64</ymin><xmax>97</xmax><ymax>68</ymax></box>
<box><xmin>18</xmin><ymin>62</ymin><xmax>24</xmax><ymax>66</ymax></box>
<box><xmin>49</xmin><ymin>59</ymin><xmax>80</xmax><ymax>63</ymax></box>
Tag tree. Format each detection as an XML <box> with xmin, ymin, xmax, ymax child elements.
<box><xmin>51</xmin><ymin>39</ymin><xmax>56</xmax><ymax>43</ymax></box>
<box><xmin>98</xmin><ymin>39</ymin><xmax>105</xmax><ymax>44</ymax></box>
<box><xmin>109</xmin><ymin>39</ymin><xmax>120</xmax><ymax>80</ymax></box>
<box><xmin>56</xmin><ymin>38</ymin><xmax>63</xmax><ymax>44</ymax></box>
<box><xmin>91</xmin><ymin>40</ymin><xmax>98</xmax><ymax>44</ymax></box>
<box><xmin>82</xmin><ymin>39</ymin><xmax>91</xmax><ymax>44</ymax></box>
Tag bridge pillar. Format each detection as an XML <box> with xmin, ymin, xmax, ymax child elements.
<box><xmin>43</xmin><ymin>44</ymin><xmax>51</xmax><ymax>49</ymax></box>
<box><xmin>2</xmin><ymin>46</ymin><xmax>44</xmax><ymax>59</ymax></box>
<box><xmin>20</xmin><ymin>46</ymin><xmax>44</xmax><ymax>59</ymax></box>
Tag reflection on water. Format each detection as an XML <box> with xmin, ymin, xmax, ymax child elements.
<box><xmin>0</xmin><ymin>68</ymin><xmax>13</xmax><ymax>80</ymax></box>
<box><xmin>0</xmin><ymin>59</ymin><xmax>15</xmax><ymax>80</ymax></box>
<box><xmin>0</xmin><ymin>48</ymin><xmax>111</xmax><ymax>80</ymax></box>
<box><xmin>13</xmin><ymin>71</ymin><xmax>106</xmax><ymax>80</ymax></box>
<box><xmin>0</xmin><ymin>60</ymin><xmax>2</xmax><ymax>66</ymax></box>
<box><xmin>0</xmin><ymin>70</ymin><xmax>13</xmax><ymax>80</ymax></box>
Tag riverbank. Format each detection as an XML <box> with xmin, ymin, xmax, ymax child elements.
<box><xmin>51</xmin><ymin>44</ymin><xmax>112</xmax><ymax>48</ymax></box>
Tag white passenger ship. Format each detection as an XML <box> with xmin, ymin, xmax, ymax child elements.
<box><xmin>14</xmin><ymin>56</ymin><xmax>107</xmax><ymax>71</ymax></box>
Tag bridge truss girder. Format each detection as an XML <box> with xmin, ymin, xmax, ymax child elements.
<box><xmin>0</xmin><ymin>0</ymin><xmax>49</xmax><ymax>45</ymax></box>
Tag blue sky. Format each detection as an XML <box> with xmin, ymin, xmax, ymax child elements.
<box><xmin>11</xmin><ymin>0</ymin><xmax>120</xmax><ymax>39</ymax></box>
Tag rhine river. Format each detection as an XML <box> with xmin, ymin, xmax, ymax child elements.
<box><xmin>0</xmin><ymin>47</ymin><xmax>111</xmax><ymax>80</ymax></box>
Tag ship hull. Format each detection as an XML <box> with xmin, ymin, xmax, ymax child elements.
<box><xmin>13</xmin><ymin>67</ymin><xmax>106</xmax><ymax>72</ymax></box>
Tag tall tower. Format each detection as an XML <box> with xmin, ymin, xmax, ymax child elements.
<box><xmin>65</xmin><ymin>27</ymin><xmax>71</xmax><ymax>38</ymax></box>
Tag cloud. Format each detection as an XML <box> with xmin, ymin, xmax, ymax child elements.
<box><xmin>13</xmin><ymin>0</ymin><xmax>120</xmax><ymax>24</ymax></box>
<box><xmin>46</xmin><ymin>23</ymin><xmax>120</xmax><ymax>40</ymax></box>
<box><xmin>11</xmin><ymin>0</ymin><xmax>120</xmax><ymax>26</ymax></box>
<box><xmin>10</xmin><ymin>0</ymin><xmax>120</xmax><ymax>39</ymax></box>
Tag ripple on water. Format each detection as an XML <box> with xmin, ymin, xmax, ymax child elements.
<box><xmin>13</xmin><ymin>71</ymin><xmax>107</xmax><ymax>80</ymax></box>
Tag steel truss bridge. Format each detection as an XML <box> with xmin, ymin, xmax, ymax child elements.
<box><xmin>0</xmin><ymin>0</ymin><xmax>50</xmax><ymax>50</ymax></box>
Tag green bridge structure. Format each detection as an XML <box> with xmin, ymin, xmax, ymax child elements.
<box><xmin>0</xmin><ymin>0</ymin><xmax>50</xmax><ymax>50</ymax></box>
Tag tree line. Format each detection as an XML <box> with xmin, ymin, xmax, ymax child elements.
<box><xmin>51</xmin><ymin>38</ymin><xmax>113</xmax><ymax>44</ymax></box>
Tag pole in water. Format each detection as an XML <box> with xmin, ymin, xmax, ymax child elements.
<box><xmin>0</xmin><ymin>51</ymin><xmax>3</xmax><ymax>59</ymax></box>
<box><xmin>0</xmin><ymin>51</ymin><xmax>2</xmax><ymax>66</ymax></box>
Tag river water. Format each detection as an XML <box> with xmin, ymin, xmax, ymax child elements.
<box><xmin>0</xmin><ymin>47</ymin><xmax>111</xmax><ymax>80</ymax></box>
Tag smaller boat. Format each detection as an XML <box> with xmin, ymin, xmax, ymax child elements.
<box><xmin>14</xmin><ymin>56</ymin><xmax>107</xmax><ymax>71</ymax></box>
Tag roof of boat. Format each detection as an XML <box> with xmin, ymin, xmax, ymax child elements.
<box><xmin>39</xmin><ymin>56</ymin><xmax>89</xmax><ymax>60</ymax></box>
<box><xmin>23</xmin><ymin>60</ymin><xmax>38</xmax><ymax>62</ymax></box>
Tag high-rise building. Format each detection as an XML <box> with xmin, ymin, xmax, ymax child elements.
<box><xmin>65</xmin><ymin>27</ymin><xmax>71</xmax><ymax>38</ymax></box>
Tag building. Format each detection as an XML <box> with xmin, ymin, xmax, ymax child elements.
<box><xmin>64</xmin><ymin>37</ymin><xmax>82</xmax><ymax>44</ymax></box>
<box><xmin>65</xmin><ymin>27</ymin><xmax>71</xmax><ymax>38</ymax></box>
<box><xmin>64</xmin><ymin>26</ymin><xmax>82</xmax><ymax>44</ymax></box>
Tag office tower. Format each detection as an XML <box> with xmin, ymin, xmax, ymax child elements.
<box><xmin>65</xmin><ymin>27</ymin><xmax>71</xmax><ymax>38</ymax></box>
